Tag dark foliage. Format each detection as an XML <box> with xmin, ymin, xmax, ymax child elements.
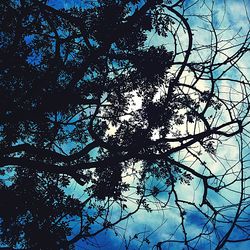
<box><xmin>0</xmin><ymin>0</ymin><xmax>249</xmax><ymax>249</ymax></box>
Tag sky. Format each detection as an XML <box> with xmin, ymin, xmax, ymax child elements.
<box><xmin>48</xmin><ymin>0</ymin><xmax>250</xmax><ymax>249</ymax></box>
<box><xmin>3</xmin><ymin>0</ymin><xmax>249</xmax><ymax>249</ymax></box>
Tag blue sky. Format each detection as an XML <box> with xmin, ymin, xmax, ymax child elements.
<box><xmin>54</xmin><ymin>0</ymin><xmax>250</xmax><ymax>249</ymax></box>
<box><xmin>2</xmin><ymin>0</ymin><xmax>249</xmax><ymax>249</ymax></box>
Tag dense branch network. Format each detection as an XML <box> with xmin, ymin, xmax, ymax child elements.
<box><xmin>0</xmin><ymin>0</ymin><xmax>249</xmax><ymax>249</ymax></box>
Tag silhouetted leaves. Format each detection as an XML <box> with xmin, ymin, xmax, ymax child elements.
<box><xmin>0</xmin><ymin>0</ymin><xmax>248</xmax><ymax>249</ymax></box>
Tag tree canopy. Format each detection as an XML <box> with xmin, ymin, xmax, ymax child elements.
<box><xmin>0</xmin><ymin>0</ymin><xmax>249</xmax><ymax>249</ymax></box>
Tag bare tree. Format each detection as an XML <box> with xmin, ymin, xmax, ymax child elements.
<box><xmin>0</xmin><ymin>0</ymin><xmax>249</xmax><ymax>249</ymax></box>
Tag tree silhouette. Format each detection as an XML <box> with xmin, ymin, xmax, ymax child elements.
<box><xmin>0</xmin><ymin>0</ymin><xmax>249</xmax><ymax>249</ymax></box>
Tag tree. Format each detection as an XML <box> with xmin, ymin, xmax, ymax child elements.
<box><xmin>0</xmin><ymin>0</ymin><xmax>249</xmax><ymax>249</ymax></box>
